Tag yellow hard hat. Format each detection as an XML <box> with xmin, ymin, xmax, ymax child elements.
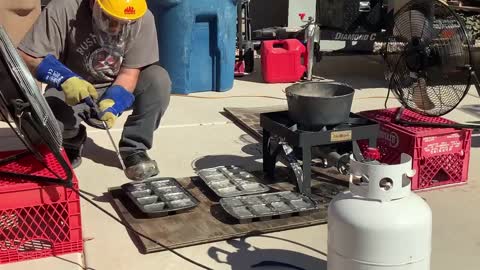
<box><xmin>95</xmin><ymin>0</ymin><xmax>147</xmax><ymax>21</ymax></box>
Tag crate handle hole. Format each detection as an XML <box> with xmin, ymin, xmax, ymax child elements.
<box><xmin>432</xmin><ymin>169</ymin><xmax>451</xmax><ymax>183</ymax></box>
<box><xmin>18</xmin><ymin>239</ymin><xmax>52</xmax><ymax>252</ymax></box>
<box><xmin>273</xmin><ymin>43</ymin><xmax>285</xmax><ymax>49</ymax></box>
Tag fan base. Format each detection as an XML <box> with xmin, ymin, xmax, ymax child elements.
<box><xmin>395</xmin><ymin>107</ymin><xmax>480</xmax><ymax>130</ymax></box>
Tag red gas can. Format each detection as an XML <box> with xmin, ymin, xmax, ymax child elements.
<box><xmin>261</xmin><ymin>39</ymin><xmax>307</xmax><ymax>83</ymax></box>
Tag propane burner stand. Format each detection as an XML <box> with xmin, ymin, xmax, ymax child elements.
<box><xmin>260</xmin><ymin>111</ymin><xmax>379</xmax><ymax>195</ymax></box>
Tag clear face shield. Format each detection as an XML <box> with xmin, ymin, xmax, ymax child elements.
<box><xmin>92</xmin><ymin>1</ymin><xmax>141</xmax><ymax>56</ymax></box>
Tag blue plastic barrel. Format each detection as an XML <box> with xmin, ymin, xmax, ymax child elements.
<box><xmin>147</xmin><ymin>0</ymin><xmax>237</xmax><ymax>94</ymax></box>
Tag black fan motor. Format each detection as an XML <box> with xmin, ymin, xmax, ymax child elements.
<box><xmin>404</xmin><ymin>36</ymin><xmax>441</xmax><ymax>73</ymax></box>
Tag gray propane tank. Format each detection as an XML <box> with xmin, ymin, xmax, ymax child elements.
<box><xmin>327</xmin><ymin>154</ymin><xmax>432</xmax><ymax>270</ymax></box>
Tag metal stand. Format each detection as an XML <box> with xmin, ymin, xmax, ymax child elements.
<box><xmin>470</xmin><ymin>66</ymin><xmax>480</xmax><ymax>98</ymax></box>
<box><xmin>235</xmin><ymin>0</ymin><xmax>254</xmax><ymax>76</ymax></box>
<box><xmin>261</xmin><ymin>111</ymin><xmax>379</xmax><ymax>195</ymax></box>
<box><xmin>301</xmin><ymin>16</ymin><xmax>321</xmax><ymax>81</ymax></box>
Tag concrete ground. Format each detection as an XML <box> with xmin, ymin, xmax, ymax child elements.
<box><xmin>1</xmin><ymin>55</ymin><xmax>480</xmax><ymax>270</ymax></box>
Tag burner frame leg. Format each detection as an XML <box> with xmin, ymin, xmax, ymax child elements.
<box><xmin>301</xmin><ymin>146</ymin><xmax>312</xmax><ymax>195</ymax></box>
<box><xmin>263</xmin><ymin>129</ymin><xmax>276</xmax><ymax>179</ymax></box>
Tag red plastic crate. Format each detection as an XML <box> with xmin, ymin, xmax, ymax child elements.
<box><xmin>0</xmin><ymin>148</ymin><xmax>83</xmax><ymax>265</ymax></box>
<box><xmin>358</xmin><ymin>108</ymin><xmax>472</xmax><ymax>191</ymax></box>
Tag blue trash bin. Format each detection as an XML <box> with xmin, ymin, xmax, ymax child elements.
<box><xmin>147</xmin><ymin>0</ymin><xmax>237</xmax><ymax>94</ymax></box>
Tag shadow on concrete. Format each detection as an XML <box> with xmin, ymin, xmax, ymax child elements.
<box><xmin>235</xmin><ymin>56</ymin><xmax>388</xmax><ymax>90</ymax></box>
<box><xmin>455</xmin><ymin>104</ymin><xmax>480</xmax><ymax>148</ymax></box>
<box><xmin>458</xmin><ymin>104</ymin><xmax>480</xmax><ymax>119</ymax></box>
<box><xmin>84</xmin><ymin>190</ymin><xmax>112</xmax><ymax>204</ymax></box>
<box><xmin>191</xmin><ymin>134</ymin><xmax>264</xmax><ymax>172</ymax></box>
<box><xmin>0</xmin><ymin>127</ymin><xmax>26</xmax><ymax>151</ymax></box>
<box><xmin>54</xmin><ymin>255</ymin><xmax>95</xmax><ymax>270</ymax></box>
<box><xmin>80</xmin><ymin>189</ymin><xmax>150</xmax><ymax>254</ymax></box>
<box><xmin>234</xmin><ymin>59</ymin><xmax>265</xmax><ymax>84</ymax></box>
<box><xmin>208</xmin><ymin>237</ymin><xmax>327</xmax><ymax>270</ymax></box>
<box><xmin>0</xmin><ymin>127</ymin><xmax>15</xmax><ymax>137</ymax></box>
<box><xmin>83</xmin><ymin>137</ymin><xmax>122</xmax><ymax>169</ymax></box>
<box><xmin>240</xmin><ymin>141</ymin><xmax>263</xmax><ymax>157</ymax></box>
<box><xmin>191</xmin><ymin>153</ymin><xmax>263</xmax><ymax>173</ymax></box>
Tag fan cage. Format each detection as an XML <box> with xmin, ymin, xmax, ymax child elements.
<box><xmin>384</xmin><ymin>0</ymin><xmax>473</xmax><ymax>117</ymax></box>
<box><xmin>0</xmin><ymin>26</ymin><xmax>72</xmax><ymax>187</ymax></box>
<box><xmin>0</xmin><ymin>26</ymin><xmax>62</xmax><ymax>148</ymax></box>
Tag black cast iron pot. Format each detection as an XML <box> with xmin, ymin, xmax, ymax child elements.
<box><xmin>286</xmin><ymin>82</ymin><xmax>355</xmax><ymax>129</ymax></box>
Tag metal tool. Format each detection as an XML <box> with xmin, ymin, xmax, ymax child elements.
<box><xmin>85</xmin><ymin>97</ymin><xmax>126</xmax><ymax>171</ymax></box>
<box><xmin>304</xmin><ymin>16</ymin><xmax>318</xmax><ymax>81</ymax></box>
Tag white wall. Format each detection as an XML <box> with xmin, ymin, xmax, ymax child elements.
<box><xmin>288</xmin><ymin>0</ymin><xmax>317</xmax><ymax>28</ymax></box>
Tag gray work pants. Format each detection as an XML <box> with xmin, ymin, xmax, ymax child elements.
<box><xmin>44</xmin><ymin>64</ymin><xmax>172</xmax><ymax>157</ymax></box>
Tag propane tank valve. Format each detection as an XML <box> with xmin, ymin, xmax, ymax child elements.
<box><xmin>364</xmin><ymin>147</ymin><xmax>381</xmax><ymax>161</ymax></box>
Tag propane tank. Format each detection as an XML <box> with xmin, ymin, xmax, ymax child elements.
<box><xmin>327</xmin><ymin>154</ymin><xmax>432</xmax><ymax>270</ymax></box>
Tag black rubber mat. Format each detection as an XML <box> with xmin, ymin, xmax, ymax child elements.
<box><xmin>223</xmin><ymin>106</ymin><xmax>287</xmax><ymax>140</ymax></box>
<box><xmin>108</xmin><ymin>170</ymin><xmax>332</xmax><ymax>254</ymax></box>
<box><xmin>107</xmin><ymin>106</ymin><xmax>350</xmax><ymax>254</ymax></box>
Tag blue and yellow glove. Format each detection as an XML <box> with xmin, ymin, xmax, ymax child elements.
<box><xmin>36</xmin><ymin>54</ymin><xmax>98</xmax><ymax>106</ymax></box>
<box><xmin>98</xmin><ymin>85</ymin><xmax>135</xmax><ymax>128</ymax></box>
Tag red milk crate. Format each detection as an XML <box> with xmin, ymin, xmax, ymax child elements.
<box><xmin>358</xmin><ymin>108</ymin><xmax>472</xmax><ymax>191</ymax></box>
<box><xmin>0</xmin><ymin>148</ymin><xmax>83</xmax><ymax>265</ymax></box>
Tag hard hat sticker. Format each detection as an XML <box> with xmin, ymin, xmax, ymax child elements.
<box><xmin>124</xmin><ymin>6</ymin><xmax>136</xmax><ymax>15</ymax></box>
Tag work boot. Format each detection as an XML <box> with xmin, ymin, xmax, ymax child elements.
<box><xmin>123</xmin><ymin>151</ymin><xmax>159</xmax><ymax>181</ymax></box>
<box><xmin>63</xmin><ymin>124</ymin><xmax>87</xmax><ymax>169</ymax></box>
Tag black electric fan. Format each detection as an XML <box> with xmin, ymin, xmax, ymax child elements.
<box><xmin>0</xmin><ymin>25</ymin><xmax>73</xmax><ymax>187</ymax></box>
<box><xmin>384</xmin><ymin>0</ymin><xmax>480</xmax><ymax>129</ymax></box>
